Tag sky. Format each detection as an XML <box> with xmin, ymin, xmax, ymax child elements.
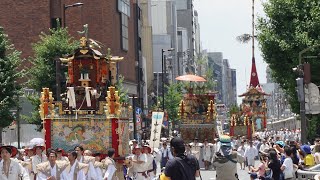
<box><xmin>193</xmin><ymin>0</ymin><xmax>268</xmax><ymax>104</ymax></box>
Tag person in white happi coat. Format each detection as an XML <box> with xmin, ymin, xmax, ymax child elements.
<box><xmin>24</xmin><ymin>146</ymin><xmax>35</xmax><ymax>179</ymax></box>
<box><xmin>92</xmin><ymin>152</ymin><xmax>104</xmax><ymax>180</ymax></box>
<box><xmin>61</xmin><ymin>151</ymin><xmax>88</xmax><ymax>180</ymax></box>
<box><xmin>24</xmin><ymin>146</ymin><xmax>34</xmax><ymax>162</ymax></box>
<box><xmin>131</xmin><ymin>146</ymin><xmax>147</xmax><ymax>180</ymax></box>
<box><xmin>36</xmin><ymin>149</ymin><xmax>69</xmax><ymax>180</ymax></box>
<box><xmin>259</xmin><ymin>139</ymin><xmax>270</xmax><ymax>153</ymax></box>
<box><xmin>237</xmin><ymin>141</ymin><xmax>246</xmax><ymax>170</ymax></box>
<box><xmin>103</xmin><ymin>148</ymin><xmax>118</xmax><ymax>180</ymax></box>
<box><xmin>74</xmin><ymin>145</ymin><xmax>97</xmax><ymax>180</ymax></box>
<box><xmin>0</xmin><ymin>145</ymin><xmax>30</xmax><ymax>180</ymax></box>
<box><xmin>142</xmin><ymin>145</ymin><xmax>155</xmax><ymax>179</ymax></box>
<box><xmin>190</xmin><ymin>138</ymin><xmax>202</xmax><ymax>161</ymax></box>
<box><xmin>202</xmin><ymin>139</ymin><xmax>212</xmax><ymax>170</ymax></box>
<box><xmin>130</xmin><ymin>139</ymin><xmax>138</xmax><ymax>154</ymax></box>
<box><xmin>32</xmin><ymin>144</ymin><xmax>48</xmax><ymax>177</ymax></box>
<box><xmin>56</xmin><ymin>148</ymin><xmax>69</xmax><ymax>162</ymax></box>
<box><xmin>244</xmin><ymin>141</ymin><xmax>258</xmax><ymax>171</ymax></box>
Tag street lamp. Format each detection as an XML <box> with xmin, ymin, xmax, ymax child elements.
<box><xmin>129</xmin><ymin>96</ymin><xmax>139</xmax><ymax>140</ymax></box>
<box><xmin>63</xmin><ymin>2</ymin><xmax>84</xmax><ymax>27</ymax></box>
<box><xmin>161</xmin><ymin>48</ymin><xmax>174</xmax><ymax>111</ymax></box>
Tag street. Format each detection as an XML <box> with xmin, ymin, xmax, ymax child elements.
<box><xmin>199</xmin><ymin>161</ymin><xmax>256</xmax><ymax>180</ymax></box>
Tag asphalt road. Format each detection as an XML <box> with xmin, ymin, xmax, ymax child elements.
<box><xmin>155</xmin><ymin>160</ymin><xmax>256</xmax><ymax>180</ymax></box>
<box><xmin>199</xmin><ymin>162</ymin><xmax>256</xmax><ymax>180</ymax></box>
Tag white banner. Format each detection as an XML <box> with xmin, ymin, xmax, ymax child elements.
<box><xmin>149</xmin><ymin>112</ymin><xmax>164</xmax><ymax>149</ymax></box>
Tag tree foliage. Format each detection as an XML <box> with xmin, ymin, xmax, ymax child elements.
<box><xmin>0</xmin><ymin>27</ymin><xmax>23</xmax><ymax>128</ymax></box>
<box><xmin>29</xmin><ymin>26</ymin><xmax>78</xmax><ymax>92</ymax></box>
<box><xmin>26</xmin><ymin>25</ymin><xmax>78</xmax><ymax>126</ymax></box>
<box><xmin>164</xmin><ymin>83</ymin><xmax>183</xmax><ymax>124</ymax></box>
<box><xmin>116</xmin><ymin>75</ymin><xmax>129</xmax><ymax>103</ymax></box>
<box><xmin>257</xmin><ymin>0</ymin><xmax>320</xmax><ymax>139</ymax></box>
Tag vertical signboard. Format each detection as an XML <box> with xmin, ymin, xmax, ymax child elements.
<box><xmin>149</xmin><ymin>112</ymin><xmax>164</xmax><ymax>149</ymax></box>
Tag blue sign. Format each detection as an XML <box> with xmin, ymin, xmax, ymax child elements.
<box><xmin>152</xmin><ymin>113</ymin><xmax>163</xmax><ymax>120</ymax></box>
<box><xmin>136</xmin><ymin>107</ymin><xmax>142</xmax><ymax>115</ymax></box>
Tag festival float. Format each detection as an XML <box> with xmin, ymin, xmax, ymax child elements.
<box><xmin>177</xmin><ymin>74</ymin><xmax>217</xmax><ymax>142</ymax></box>
<box><xmin>39</xmin><ymin>35</ymin><xmax>131</xmax><ymax>162</ymax></box>
<box><xmin>229</xmin><ymin>56</ymin><xmax>268</xmax><ymax>139</ymax></box>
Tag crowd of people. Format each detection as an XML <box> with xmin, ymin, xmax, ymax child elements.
<box><xmin>2</xmin><ymin>127</ymin><xmax>320</xmax><ymax>180</ymax></box>
<box><xmin>0</xmin><ymin>138</ymin><xmax>199</xmax><ymax>180</ymax></box>
<box><xmin>0</xmin><ymin>144</ymin><xmax>120</xmax><ymax>180</ymax></box>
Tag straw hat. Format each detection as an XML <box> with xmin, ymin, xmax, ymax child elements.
<box><xmin>0</xmin><ymin>145</ymin><xmax>18</xmax><ymax>157</ymax></box>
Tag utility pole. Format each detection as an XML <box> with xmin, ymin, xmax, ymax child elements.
<box><xmin>55</xmin><ymin>58</ymin><xmax>61</xmax><ymax>101</ymax></box>
<box><xmin>17</xmin><ymin>96</ymin><xmax>21</xmax><ymax>149</ymax></box>
<box><xmin>296</xmin><ymin>44</ymin><xmax>320</xmax><ymax>144</ymax></box>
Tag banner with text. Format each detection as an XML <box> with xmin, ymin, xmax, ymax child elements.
<box><xmin>149</xmin><ymin>112</ymin><xmax>164</xmax><ymax>149</ymax></box>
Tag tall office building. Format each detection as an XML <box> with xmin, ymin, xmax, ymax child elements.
<box><xmin>231</xmin><ymin>69</ymin><xmax>237</xmax><ymax>105</ymax></box>
<box><xmin>207</xmin><ymin>52</ymin><xmax>237</xmax><ymax>107</ymax></box>
<box><xmin>176</xmin><ymin>0</ymin><xmax>195</xmax><ymax>73</ymax></box>
<box><xmin>140</xmin><ymin>0</ymin><xmax>154</xmax><ymax>109</ymax></box>
<box><xmin>151</xmin><ymin>0</ymin><xmax>178</xmax><ymax>101</ymax></box>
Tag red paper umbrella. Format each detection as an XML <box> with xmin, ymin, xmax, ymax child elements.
<box><xmin>175</xmin><ymin>74</ymin><xmax>206</xmax><ymax>82</ymax></box>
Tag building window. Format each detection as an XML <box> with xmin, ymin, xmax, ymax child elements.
<box><xmin>121</xmin><ymin>13</ymin><xmax>129</xmax><ymax>51</ymax></box>
<box><xmin>118</xmin><ymin>0</ymin><xmax>130</xmax><ymax>17</ymax></box>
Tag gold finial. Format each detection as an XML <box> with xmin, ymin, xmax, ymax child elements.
<box><xmin>80</xmin><ymin>37</ymin><xmax>87</xmax><ymax>47</ymax></box>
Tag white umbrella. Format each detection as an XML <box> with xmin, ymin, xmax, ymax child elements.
<box><xmin>30</xmin><ymin>138</ymin><xmax>44</xmax><ymax>146</ymax></box>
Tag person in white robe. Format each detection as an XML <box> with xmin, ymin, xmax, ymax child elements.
<box><xmin>0</xmin><ymin>145</ymin><xmax>30</xmax><ymax>180</ymax></box>
<box><xmin>24</xmin><ymin>146</ymin><xmax>34</xmax><ymax>179</ymax></box>
<box><xmin>32</xmin><ymin>144</ymin><xmax>47</xmax><ymax>177</ymax></box>
<box><xmin>56</xmin><ymin>148</ymin><xmax>68</xmax><ymax>162</ymax></box>
<box><xmin>202</xmin><ymin>139</ymin><xmax>212</xmax><ymax>170</ymax></box>
<box><xmin>61</xmin><ymin>151</ymin><xmax>88</xmax><ymax>180</ymax></box>
<box><xmin>103</xmin><ymin>148</ymin><xmax>118</xmax><ymax>180</ymax></box>
<box><xmin>74</xmin><ymin>145</ymin><xmax>97</xmax><ymax>180</ymax></box>
<box><xmin>131</xmin><ymin>146</ymin><xmax>147</xmax><ymax>180</ymax></box>
<box><xmin>143</xmin><ymin>145</ymin><xmax>155</xmax><ymax>179</ymax></box>
<box><xmin>92</xmin><ymin>153</ymin><xmax>104</xmax><ymax>180</ymax></box>
<box><xmin>190</xmin><ymin>138</ymin><xmax>202</xmax><ymax>161</ymax></box>
<box><xmin>36</xmin><ymin>149</ymin><xmax>69</xmax><ymax>180</ymax></box>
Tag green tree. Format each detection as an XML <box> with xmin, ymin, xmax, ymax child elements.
<box><xmin>228</xmin><ymin>104</ymin><xmax>240</xmax><ymax>118</ymax></box>
<box><xmin>256</xmin><ymin>0</ymin><xmax>320</xmax><ymax>139</ymax></box>
<box><xmin>0</xmin><ymin>27</ymin><xmax>23</xmax><ymax>143</ymax></box>
<box><xmin>116</xmin><ymin>75</ymin><xmax>129</xmax><ymax>103</ymax></box>
<box><xmin>26</xmin><ymin>24</ymin><xmax>78</xmax><ymax>127</ymax></box>
<box><xmin>164</xmin><ymin>83</ymin><xmax>183</xmax><ymax>125</ymax></box>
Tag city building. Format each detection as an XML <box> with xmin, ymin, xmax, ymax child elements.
<box><xmin>177</xmin><ymin>27</ymin><xmax>189</xmax><ymax>75</ymax></box>
<box><xmin>0</xmin><ymin>0</ymin><xmax>146</xmax><ymax>142</ymax></box>
<box><xmin>0</xmin><ymin>1</ymin><xmax>141</xmax><ymax>96</ymax></box>
<box><xmin>208</xmin><ymin>52</ymin><xmax>223</xmax><ymax>103</ymax></box>
<box><xmin>140</xmin><ymin>0</ymin><xmax>154</xmax><ymax>110</ymax></box>
<box><xmin>151</xmin><ymin>0</ymin><xmax>178</xmax><ymax>100</ymax></box>
<box><xmin>176</xmin><ymin>0</ymin><xmax>196</xmax><ymax>74</ymax></box>
<box><xmin>261</xmin><ymin>66</ymin><xmax>293</xmax><ymax>122</ymax></box>
<box><xmin>207</xmin><ymin>52</ymin><xmax>237</xmax><ymax>107</ymax></box>
<box><xmin>231</xmin><ymin>69</ymin><xmax>237</xmax><ymax>106</ymax></box>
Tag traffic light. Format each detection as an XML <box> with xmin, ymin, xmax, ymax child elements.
<box><xmin>296</xmin><ymin>77</ymin><xmax>305</xmax><ymax>102</ymax></box>
<box><xmin>303</xmin><ymin>63</ymin><xmax>311</xmax><ymax>84</ymax></box>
